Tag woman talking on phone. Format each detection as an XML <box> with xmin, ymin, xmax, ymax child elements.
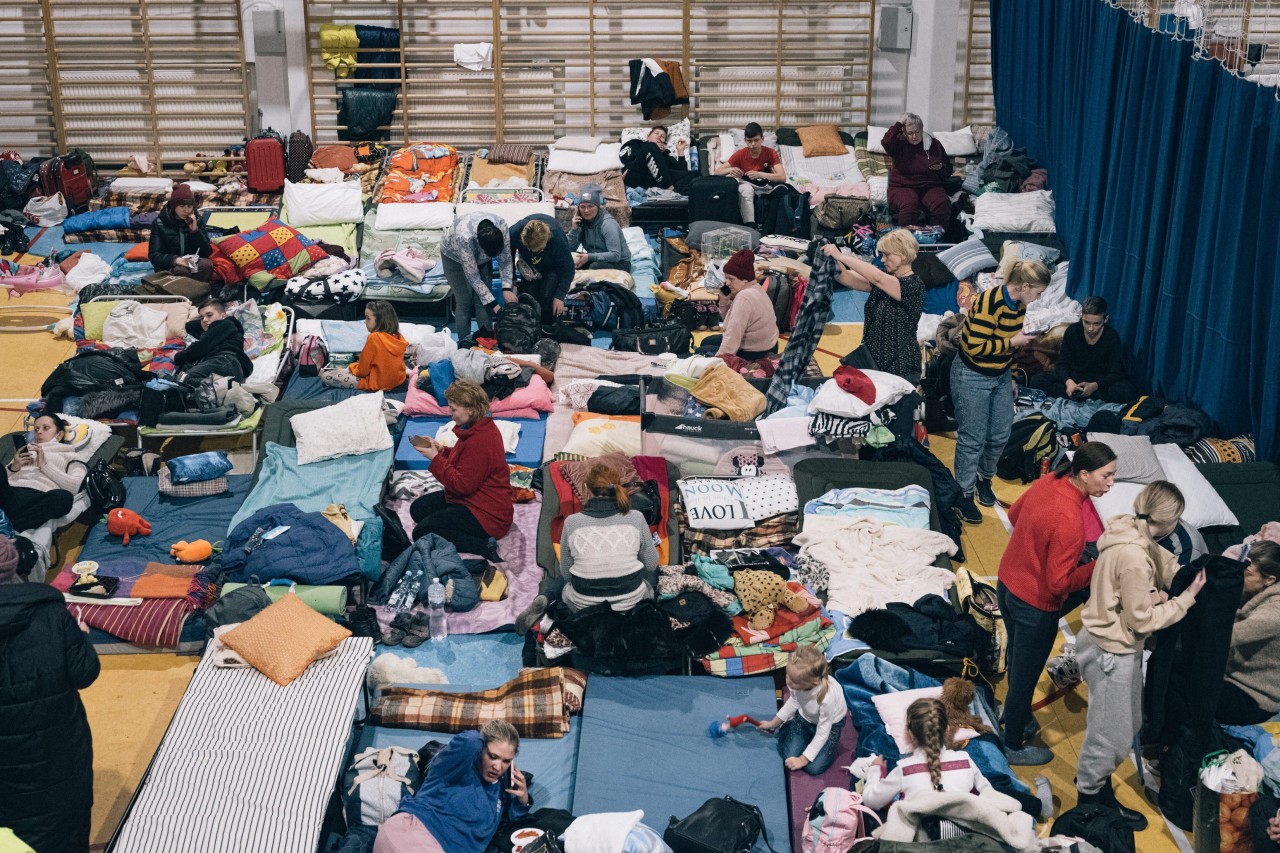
<box><xmin>1</xmin><ymin>414</ymin><xmax>83</xmax><ymax>532</ymax></box>
<box><xmin>148</xmin><ymin>183</ymin><xmax>213</xmax><ymax>281</ymax></box>
<box><xmin>407</xmin><ymin>380</ymin><xmax>512</xmax><ymax>563</ymax></box>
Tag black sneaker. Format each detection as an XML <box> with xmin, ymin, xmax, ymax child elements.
<box><xmin>347</xmin><ymin>604</ymin><xmax>380</xmax><ymax>639</ymax></box>
<box><xmin>975</xmin><ymin>476</ymin><xmax>997</xmax><ymax>507</ymax></box>
<box><xmin>955</xmin><ymin>494</ymin><xmax>984</xmax><ymax>524</ymax></box>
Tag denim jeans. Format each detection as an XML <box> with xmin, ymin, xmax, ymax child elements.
<box><xmin>950</xmin><ymin>358</ymin><xmax>1015</xmax><ymax>495</ymax></box>
<box><xmin>776</xmin><ymin>715</ymin><xmax>846</xmax><ymax>775</ymax></box>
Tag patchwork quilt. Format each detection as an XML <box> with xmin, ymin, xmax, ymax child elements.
<box><xmin>213</xmin><ymin>218</ymin><xmax>328</xmax><ymax>280</ymax></box>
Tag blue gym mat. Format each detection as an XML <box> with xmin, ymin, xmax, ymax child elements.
<box><xmin>395</xmin><ymin>416</ymin><xmax>547</xmax><ymax>470</ymax></box>
<box><xmin>571</xmin><ymin>675</ymin><xmax>786</xmax><ymax>850</ymax></box>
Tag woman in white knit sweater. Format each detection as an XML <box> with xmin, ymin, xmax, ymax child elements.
<box><xmin>1</xmin><ymin>414</ymin><xmax>92</xmax><ymax>532</ymax></box>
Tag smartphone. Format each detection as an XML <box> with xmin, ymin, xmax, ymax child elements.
<box><xmin>12</xmin><ymin>433</ymin><xmax>27</xmax><ymax>453</ymax></box>
<box><xmin>409</xmin><ymin>435</ymin><xmax>432</xmax><ymax>447</ymax></box>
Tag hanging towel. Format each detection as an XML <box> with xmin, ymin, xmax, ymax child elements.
<box><xmin>453</xmin><ymin>42</ymin><xmax>494</xmax><ymax>71</ymax></box>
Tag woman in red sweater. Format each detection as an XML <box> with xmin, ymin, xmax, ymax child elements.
<box><xmin>996</xmin><ymin>441</ymin><xmax>1117</xmax><ymax>766</ymax></box>
<box><xmin>408</xmin><ymin>379</ymin><xmax>513</xmax><ymax>562</ymax></box>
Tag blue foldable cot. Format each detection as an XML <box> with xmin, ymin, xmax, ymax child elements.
<box><xmin>571</xmin><ymin>675</ymin><xmax>786</xmax><ymax>850</ymax></box>
<box><xmin>395</xmin><ymin>416</ymin><xmax>547</xmax><ymax>471</ymax></box>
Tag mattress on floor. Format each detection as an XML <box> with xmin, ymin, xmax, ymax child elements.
<box><xmin>356</xmin><ymin>712</ymin><xmax>580</xmax><ymax>813</ymax></box>
<box><xmin>282</xmin><ymin>372</ymin><xmax>408</xmax><ymax>403</ymax></box>
<box><xmin>572</xmin><ymin>675</ymin><xmax>786</xmax><ymax>850</ymax></box>
<box><xmin>86</xmin><ymin>616</ymin><xmax>206</xmax><ymax>655</ymax></box>
<box><xmin>396</xmin><ymin>416</ymin><xmax>547</xmax><ymax>471</ymax></box>
<box><xmin>111</xmin><ymin>637</ymin><xmax>374</xmax><ymax>853</ymax></box>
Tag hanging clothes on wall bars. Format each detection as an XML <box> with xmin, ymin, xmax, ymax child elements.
<box><xmin>628</xmin><ymin>58</ymin><xmax>689</xmax><ymax>120</ymax></box>
<box><xmin>354</xmin><ymin>25</ymin><xmax>401</xmax><ymax>90</ymax></box>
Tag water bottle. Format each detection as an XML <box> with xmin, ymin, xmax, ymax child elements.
<box><xmin>427</xmin><ymin>577</ymin><xmax>448</xmax><ymax>641</ymax></box>
<box><xmin>688</xmin><ymin>147</ymin><xmax>699</xmax><ymax>172</ymax></box>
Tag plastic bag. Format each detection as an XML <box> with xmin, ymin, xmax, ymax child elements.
<box><xmin>23</xmin><ymin>193</ymin><xmax>69</xmax><ymax>226</ymax></box>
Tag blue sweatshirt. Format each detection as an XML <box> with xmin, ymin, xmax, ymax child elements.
<box><xmin>396</xmin><ymin>731</ymin><xmax>530</xmax><ymax>852</ymax></box>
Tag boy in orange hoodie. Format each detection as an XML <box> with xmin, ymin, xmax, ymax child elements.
<box><xmin>320</xmin><ymin>301</ymin><xmax>409</xmax><ymax>391</ymax></box>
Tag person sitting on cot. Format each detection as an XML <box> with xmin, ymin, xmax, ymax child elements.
<box><xmin>373</xmin><ymin>720</ymin><xmax>530</xmax><ymax>853</ymax></box>
<box><xmin>173</xmin><ymin>298</ymin><xmax>252</xmax><ymax>385</ymax></box>
<box><xmin>565</xmin><ymin>185</ymin><xmax>632</xmax><ymax>273</ymax></box>
<box><xmin>620</xmin><ymin>125</ymin><xmax>696</xmax><ymax>194</ymax></box>
<box><xmin>714</xmin><ymin>122</ymin><xmax>788</xmax><ymax>227</ymax></box>
<box><xmin>148</xmin><ymin>183</ymin><xmax>213</xmax><ymax>281</ymax></box>
<box><xmin>1029</xmin><ymin>296</ymin><xmax>1139</xmax><ymax>404</ymax></box>
<box><xmin>882</xmin><ymin>113</ymin><xmax>952</xmax><ymax>227</ymax></box>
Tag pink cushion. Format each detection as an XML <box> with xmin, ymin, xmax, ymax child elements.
<box><xmin>403</xmin><ymin>373</ymin><xmax>555</xmax><ymax>417</ymax></box>
<box><xmin>870</xmin><ymin>686</ymin><xmax>981</xmax><ymax>754</ymax></box>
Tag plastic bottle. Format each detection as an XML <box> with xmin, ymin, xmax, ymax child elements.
<box><xmin>688</xmin><ymin>146</ymin><xmax>699</xmax><ymax>173</ymax></box>
<box><xmin>427</xmin><ymin>577</ymin><xmax>448</xmax><ymax>641</ymax></box>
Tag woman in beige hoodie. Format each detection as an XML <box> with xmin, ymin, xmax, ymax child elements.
<box><xmin>1075</xmin><ymin>481</ymin><xmax>1207</xmax><ymax>828</ymax></box>
<box><xmin>1219</xmin><ymin>540</ymin><xmax>1280</xmax><ymax>725</ymax></box>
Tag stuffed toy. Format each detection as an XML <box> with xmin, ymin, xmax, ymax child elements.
<box><xmin>940</xmin><ymin>677</ymin><xmax>993</xmax><ymax>742</ymax></box>
<box><xmin>733</xmin><ymin>569</ymin><xmax>809</xmax><ymax>630</ymax></box>
<box><xmin>106</xmin><ymin>508</ymin><xmax>151</xmax><ymax>546</ymax></box>
<box><xmin>170</xmin><ymin>539</ymin><xmax>213</xmax><ymax>563</ymax></box>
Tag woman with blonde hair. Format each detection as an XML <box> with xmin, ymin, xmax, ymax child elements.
<box><xmin>823</xmin><ymin>227</ymin><xmax>927</xmax><ymax>381</ymax></box>
<box><xmin>951</xmin><ymin>259</ymin><xmax>1051</xmax><ymax>523</ymax></box>
<box><xmin>758</xmin><ymin>645</ymin><xmax>848</xmax><ymax>774</ymax></box>
<box><xmin>408</xmin><ymin>380</ymin><xmax>512</xmax><ymax>562</ymax></box>
<box><xmin>1076</xmin><ymin>480</ymin><xmax>1206</xmax><ymax>829</ymax></box>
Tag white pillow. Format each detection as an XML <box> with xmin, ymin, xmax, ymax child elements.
<box><xmin>559</xmin><ymin>418</ymin><xmax>641</xmax><ymax>458</ymax></box>
<box><xmin>736</xmin><ymin>474</ymin><xmax>799</xmax><ymax>523</ymax></box>
<box><xmin>620</xmin><ymin>118</ymin><xmax>693</xmax><ymax>161</ymax></box>
<box><xmin>678</xmin><ymin>478</ymin><xmax>754</xmax><ymax>531</ymax></box>
<box><xmin>110</xmin><ymin>177</ymin><xmax>173</xmax><ymax>192</ymax></box>
<box><xmin>546</xmin><ymin>144</ymin><xmax>624</xmax><ymax>175</ymax></box>
<box><xmin>807</xmin><ymin>371</ymin><xmax>916</xmax><ymax>419</ymax></box>
<box><xmin>374</xmin><ymin>202</ymin><xmax>456</xmax><ymax>231</ymax></box>
<box><xmin>283</xmin><ymin>180</ymin><xmax>364</xmax><ymax>227</ymax></box>
<box><xmin>1088</xmin><ymin>433</ymin><xmax>1166</xmax><ymax>484</ymax></box>
<box><xmin>454</xmin><ymin>202</ymin><xmax>556</xmax><ymax>226</ymax></box>
<box><xmin>1091</xmin><ymin>443</ymin><xmax>1239</xmax><ymax>530</ymax></box>
<box><xmin>866</xmin><ymin>126</ymin><xmax>891</xmax><ymax>154</ymax></box>
<box><xmin>931</xmin><ymin>127</ymin><xmax>978</xmax><ymax>156</ymax></box>
<box><xmin>971</xmin><ymin>191</ymin><xmax>1057</xmax><ymax>233</ymax></box>
<box><xmin>553</xmin><ymin>135</ymin><xmax>604</xmax><ymax>152</ymax></box>
<box><xmin>290</xmin><ymin>392</ymin><xmax>393</xmax><ymax>465</ymax></box>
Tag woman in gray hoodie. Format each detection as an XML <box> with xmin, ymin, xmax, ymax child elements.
<box><xmin>565</xmin><ymin>184</ymin><xmax>631</xmax><ymax>273</ymax></box>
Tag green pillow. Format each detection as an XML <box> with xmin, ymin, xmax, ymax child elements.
<box><xmin>80</xmin><ymin>301</ymin><xmax>121</xmax><ymax>341</ymax></box>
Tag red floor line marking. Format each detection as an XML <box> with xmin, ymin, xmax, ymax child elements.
<box><xmin>1030</xmin><ymin>682</ymin><xmax>1078</xmax><ymax>712</ymax></box>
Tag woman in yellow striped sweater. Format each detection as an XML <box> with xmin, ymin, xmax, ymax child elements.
<box><xmin>951</xmin><ymin>260</ymin><xmax>1050</xmax><ymax>523</ymax></box>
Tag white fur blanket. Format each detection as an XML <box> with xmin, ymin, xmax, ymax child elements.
<box><xmin>875</xmin><ymin>788</ymin><xmax>1037</xmax><ymax>851</ymax></box>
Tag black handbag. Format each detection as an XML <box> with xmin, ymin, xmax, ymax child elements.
<box><xmin>611</xmin><ymin>321</ymin><xmax>692</xmax><ymax>356</ymax></box>
<box><xmin>665</xmin><ymin>796</ymin><xmax>778</xmax><ymax>853</ymax></box>
<box><xmin>85</xmin><ymin>459</ymin><xmax>126</xmax><ymax>515</ymax></box>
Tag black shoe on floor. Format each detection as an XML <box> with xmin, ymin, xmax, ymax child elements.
<box><xmin>1078</xmin><ymin>781</ymin><xmax>1149</xmax><ymax>831</ymax></box>
<box><xmin>975</xmin><ymin>476</ymin><xmax>997</xmax><ymax>507</ymax></box>
<box><xmin>347</xmin><ymin>604</ymin><xmax>380</xmax><ymax>639</ymax></box>
<box><xmin>955</xmin><ymin>494</ymin><xmax>984</xmax><ymax>524</ymax></box>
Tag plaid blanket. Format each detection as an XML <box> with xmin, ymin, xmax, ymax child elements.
<box><xmin>91</xmin><ymin>188</ymin><xmax>282</xmax><ymax>214</ymax></box>
<box><xmin>370</xmin><ymin>667</ymin><xmax>587</xmax><ymax>738</ymax></box>
<box><xmin>63</xmin><ymin>227</ymin><xmax>152</xmax><ymax>244</ymax></box>
<box><xmin>679</xmin><ymin>509</ymin><xmax>799</xmax><ymax>556</ymax></box>
<box><xmin>701</xmin><ymin>615</ymin><xmax>833</xmax><ymax>677</ymax></box>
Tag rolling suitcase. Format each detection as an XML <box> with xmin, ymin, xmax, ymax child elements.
<box><xmin>286</xmin><ymin>130</ymin><xmax>314</xmax><ymax>184</ymax></box>
<box><xmin>687</xmin><ymin>175</ymin><xmax>742</xmax><ymax>225</ymax></box>
<box><xmin>246</xmin><ymin>131</ymin><xmax>286</xmax><ymax>192</ymax></box>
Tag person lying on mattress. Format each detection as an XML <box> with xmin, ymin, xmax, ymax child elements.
<box><xmin>374</xmin><ymin>720</ymin><xmax>530</xmax><ymax>853</ymax></box>
<box><xmin>147</xmin><ymin>182</ymin><xmax>214</xmax><ymax>281</ymax></box>
<box><xmin>620</xmin><ymin>125</ymin><xmax>696</xmax><ymax>194</ymax></box>
<box><xmin>408</xmin><ymin>379</ymin><xmax>512</xmax><ymax>564</ymax></box>
<box><xmin>174</xmin><ymin>298</ymin><xmax>253</xmax><ymax>384</ymax></box>
<box><xmin>515</xmin><ymin>462</ymin><xmax>659</xmax><ymax>634</ymax></box>
<box><xmin>566</xmin><ymin>185</ymin><xmax>632</xmax><ymax>273</ymax></box>
<box><xmin>320</xmin><ymin>300</ymin><xmax>408</xmax><ymax>392</ymax></box>
<box><xmin>695</xmin><ymin>249</ymin><xmax>779</xmax><ymax>361</ymax></box>
<box><xmin>1</xmin><ymin>414</ymin><xmax>86</xmax><ymax>533</ymax></box>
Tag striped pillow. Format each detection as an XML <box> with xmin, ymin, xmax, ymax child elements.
<box><xmin>938</xmin><ymin>238</ymin><xmax>999</xmax><ymax>281</ymax></box>
<box><xmin>487</xmin><ymin>143</ymin><xmax>534</xmax><ymax>165</ymax></box>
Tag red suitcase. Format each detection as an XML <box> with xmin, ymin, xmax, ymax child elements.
<box><xmin>55</xmin><ymin>154</ymin><xmax>94</xmax><ymax>213</ymax></box>
<box><xmin>245</xmin><ymin>136</ymin><xmax>286</xmax><ymax>192</ymax></box>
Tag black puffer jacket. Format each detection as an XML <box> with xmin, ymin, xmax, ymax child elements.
<box><xmin>40</xmin><ymin>347</ymin><xmax>145</xmax><ymax>414</ymax></box>
<box><xmin>174</xmin><ymin>315</ymin><xmax>253</xmax><ymax>378</ymax></box>
<box><xmin>0</xmin><ymin>583</ymin><xmax>100</xmax><ymax>853</ymax></box>
<box><xmin>148</xmin><ymin>206</ymin><xmax>212</xmax><ymax>272</ymax></box>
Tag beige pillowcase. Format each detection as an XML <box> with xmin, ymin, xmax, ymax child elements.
<box><xmin>221</xmin><ymin>591</ymin><xmax>351</xmax><ymax>686</ymax></box>
<box><xmin>797</xmin><ymin>125</ymin><xmax>848</xmax><ymax>158</ymax></box>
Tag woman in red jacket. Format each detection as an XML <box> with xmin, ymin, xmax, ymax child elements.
<box><xmin>996</xmin><ymin>441</ymin><xmax>1117</xmax><ymax>766</ymax></box>
<box><xmin>882</xmin><ymin>113</ymin><xmax>952</xmax><ymax>227</ymax></box>
<box><xmin>408</xmin><ymin>379</ymin><xmax>513</xmax><ymax>562</ymax></box>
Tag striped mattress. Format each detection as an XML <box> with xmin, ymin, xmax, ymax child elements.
<box><xmin>111</xmin><ymin>637</ymin><xmax>373</xmax><ymax>853</ymax></box>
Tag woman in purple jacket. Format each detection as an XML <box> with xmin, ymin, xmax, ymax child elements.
<box><xmin>883</xmin><ymin>113</ymin><xmax>953</xmax><ymax>227</ymax></box>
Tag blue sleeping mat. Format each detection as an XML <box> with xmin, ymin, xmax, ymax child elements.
<box><xmin>572</xmin><ymin>676</ymin><xmax>785</xmax><ymax>850</ymax></box>
<box><xmin>282</xmin><ymin>372</ymin><xmax>409</xmax><ymax>404</ymax></box>
<box><xmin>395</xmin><ymin>416</ymin><xmax>547</xmax><ymax>471</ymax></box>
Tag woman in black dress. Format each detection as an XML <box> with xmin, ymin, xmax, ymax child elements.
<box><xmin>822</xmin><ymin>228</ymin><xmax>925</xmax><ymax>382</ymax></box>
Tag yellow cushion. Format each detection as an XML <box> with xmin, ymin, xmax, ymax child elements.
<box><xmin>80</xmin><ymin>301</ymin><xmax>120</xmax><ymax>341</ymax></box>
<box><xmin>221</xmin><ymin>591</ymin><xmax>351</xmax><ymax>686</ymax></box>
<box><xmin>797</xmin><ymin>124</ymin><xmax>848</xmax><ymax>158</ymax></box>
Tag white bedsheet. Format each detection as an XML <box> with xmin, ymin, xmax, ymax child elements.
<box><xmin>779</xmin><ymin>144</ymin><xmax>864</xmax><ymax>188</ymax></box>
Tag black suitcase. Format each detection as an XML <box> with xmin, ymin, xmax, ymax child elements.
<box><xmin>687</xmin><ymin>175</ymin><xmax>742</xmax><ymax>225</ymax></box>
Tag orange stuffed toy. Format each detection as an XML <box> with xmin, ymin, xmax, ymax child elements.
<box><xmin>170</xmin><ymin>540</ymin><xmax>213</xmax><ymax>563</ymax></box>
<box><xmin>106</xmin><ymin>508</ymin><xmax>151</xmax><ymax>545</ymax></box>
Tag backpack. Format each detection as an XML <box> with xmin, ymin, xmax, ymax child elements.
<box><xmin>286</xmin><ymin>130</ymin><xmax>314</xmax><ymax>184</ymax></box>
<box><xmin>346</xmin><ymin>746</ymin><xmax>420</xmax><ymax>828</ymax></box>
<box><xmin>575</xmin><ymin>280</ymin><xmax>645</xmax><ymax>332</ymax></box>
<box><xmin>801</xmin><ymin>788</ymin><xmax>880</xmax><ymax>853</ymax></box>
<box><xmin>995</xmin><ymin>414</ymin><xmax>1058</xmax><ymax>484</ymax></box>
<box><xmin>815</xmin><ymin>195</ymin><xmax>872</xmax><ymax>232</ymax></box>
<box><xmin>757</xmin><ymin>186</ymin><xmax>811</xmax><ymax>238</ymax></box>
<box><xmin>1051</xmin><ymin>804</ymin><xmax>1135</xmax><ymax>853</ymax></box>
<box><xmin>760</xmin><ymin>271</ymin><xmax>794</xmax><ymax>332</ymax></box>
<box><xmin>953</xmin><ymin>567</ymin><xmax>1007</xmax><ymax>675</ymax></box>
<box><xmin>85</xmin><ymin>459</ymin><xmax>126</xmax><ymax>515</ymax></box>
<box><xmin>495</xmin><ymin>292</ymin><xmax>542</xmax><ymax>354</ymax></box>
<box><xmin>292</xmin><ymin>334</ymin><xmax>330</xmax><ymax>376</ymax></box>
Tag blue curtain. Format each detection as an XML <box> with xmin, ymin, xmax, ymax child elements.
<box><xmin>990</xmin><ymin>0</ymin><xmax>1280</xmax><ymax>461</ymax></box>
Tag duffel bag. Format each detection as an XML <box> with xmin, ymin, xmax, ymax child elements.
<box><xmin>611</xmin><ymin>321</ymin><xmax>692</xmax><ymax>356</ymax></box>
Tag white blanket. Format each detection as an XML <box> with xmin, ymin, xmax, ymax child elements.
<box><xmin>875</xmin><ymin>788</ymin><xmax>1036</xmax><ymax>851</ymax></box>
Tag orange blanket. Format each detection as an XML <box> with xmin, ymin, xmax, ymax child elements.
<box><xmin>132</xmin><ymin>563</ymin><xmax>199</xmax><ymax>599</ymax></box>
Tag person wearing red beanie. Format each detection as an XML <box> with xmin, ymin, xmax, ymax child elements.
<box><xmin>697</xmin><ymin>249</ymin><xmax>779</xmax><ymax>360</ymax></box>
<box><xmin>148</xmin><ymin>182</ymin><xmax>213</xmax><ymax>281</ymax></box>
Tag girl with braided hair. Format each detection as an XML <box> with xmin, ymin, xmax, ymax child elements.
<box><xmin>859</xmin><ymin>698</ymin><xmax>996</xmax><ymax>810</ymax></box>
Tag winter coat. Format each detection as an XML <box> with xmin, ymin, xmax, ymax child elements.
<box><xmin>1226</xmin><ymin>582</ymin><xmax>1280</xmax><ymax>712</ymax></box>
<box><xmin>369</xmin><ymin>533</ymin><xmax>479</xmax><ymax>612</ymax></box>
<box><xmin>0</xmin><ymin>583</ymin><xmax>100</xmax><ymax>853</ymax></box>
<box><xmin>174</xmin><ymin>316</ymin><xmax>253</xmax><ymax>378</ymax></box>
<box><xmin>428</xmin><ymin>416</ymin><xmax>514</xmax><ymax>540</ymax></box>
<box><xmin>148</xmin><ymin>206</ymin><xmax>212</xmax><ymax>272</ymax></box>
<box><xmin>222</xmin><ymin>503</ymin><xmax>362</xmax><ymax>585</ymax></box>
<box><xmin>40</xmin><ymin>347</ymin><xmax>145</xmax><ymax>414</ymax></box>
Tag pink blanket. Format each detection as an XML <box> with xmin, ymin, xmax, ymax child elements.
<box><xmin>404</xmin><ymin>374</ymin><xmax>555</xmax><ymax>418</ymax></box>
